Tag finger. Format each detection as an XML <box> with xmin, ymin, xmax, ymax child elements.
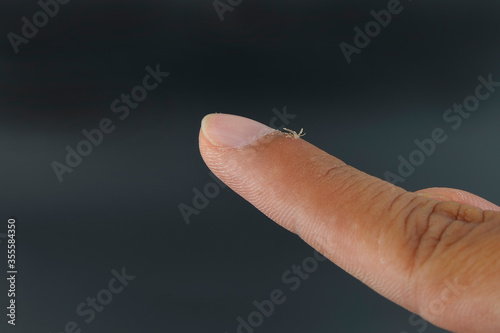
<box><xmin>416</xmin><ymin>187</ymin><xmax>500</xmax><ymax>211</ymax></box>
<box><xmin>199</xmin><ymin>114</ymin><xmax>500</xmax><ymax>333</ymax></box>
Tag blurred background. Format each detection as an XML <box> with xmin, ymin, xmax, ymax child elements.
<box><xmin>0</xmin><ymin>0</ymin><xmax>499</xmax><ymax>332</ymax></box>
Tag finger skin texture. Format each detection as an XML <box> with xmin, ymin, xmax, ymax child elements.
<box><xmin>199</xmin><ymin>114</ymin><xmax>500</xmax><ymax>333</ymax></box>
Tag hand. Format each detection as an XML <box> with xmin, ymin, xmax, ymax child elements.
<box><xmin>199</xmin><ymin>113</ymin><xmax>500</xmax><ymax>333</ymax></box>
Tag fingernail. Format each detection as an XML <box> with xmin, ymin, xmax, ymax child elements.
<box><xmin>201</xmin><ymin>114</ymin><xmax>276</xmax><ymax>148</ymax></box>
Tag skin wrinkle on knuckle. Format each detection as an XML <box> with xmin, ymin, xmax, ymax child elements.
<box><xmin>386</xmin><ymin>195</ymin><xmax>435</xmax><ymax>274</ymax></box>
<box><xmin>360</xmin><ymin>182</ymin><xmax>399</xmax><ymax>216</ymax></box>
<box><xmin>406</xmin><ymin>200</ymin><xmax>490</xmax><ymax>276</ymax></box>
<box><xmin>314</xmin><ymin>162</ymin><xmax>351</xmax><ymax>189</ymax></box>
<box><xmin>349</xmin><ymin>178</ymin><xmax>385</xmax><ymax>218</ymax></box>
<box><xmin>458</xmin><ymin>203</ymin><xmax>486</xmax><ymax>223</ymax></box>
<box><xmin>424</xmin><ymin>204</ymin><xmax>496</xmax><ymax>264</ymax></box>
<box><xmin>368</xmin><ymin>183</ymin><xmax>394</xmax><ymax>203</ymax></box>
<box><xmin>388</xmin><ymin>191</ymin><xmax>414</xmax><ymax>213</ymax></box>
<box><xmin>408</xmin><ymin>201</ymin><xmax>441</xmax><ymax>271</ymax></box>
<box><xmin>388</xmin><ymin>194</ymin><xmax>421</xmax><ymax>235</ymax></box>
<box><xmin>321</xmin><ymin>162</ymin><xmax>349</xmax><ymax>179</ymax></box>
<box><xmin>372</xmin><ymin>190</ymin><xmax>415</xmax><ymax>253</ymax></box>
<box><xmin>435</xmin><ymin>201</ymin><xmax>486</xmax><ymax>225</ymax></box>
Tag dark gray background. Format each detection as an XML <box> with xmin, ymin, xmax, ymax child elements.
<box><xmin>1</xmin><ymin>0</ymin><xmax>499</xmax><ymax>332</ymax></box>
